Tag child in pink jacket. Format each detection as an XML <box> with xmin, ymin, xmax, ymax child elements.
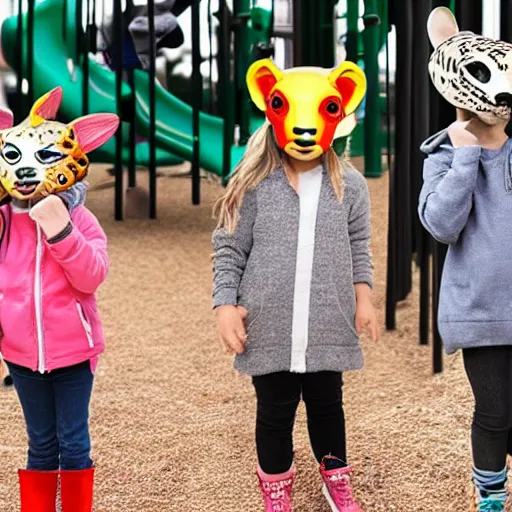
<box><xmin>0</xmin><ymin>87</ymin><xmax>118</xmax><ymax>512</ymax></box>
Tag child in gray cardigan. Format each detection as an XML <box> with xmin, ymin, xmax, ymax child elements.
<box><xmin>212</xmin><ymin>58</ymin><xmax>379</xmax><ymax>512</ymax></box>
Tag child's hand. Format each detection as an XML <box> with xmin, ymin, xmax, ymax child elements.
<box><xmin>216</xmin><ymin>305</ymin><xmax>248</xmax><ymax>355</ymax></box>
<box><xmin>355</xmin><ymin>299</ymin><xmax>380</xmax><ymax>341</ymax></box>
<box><xmin>29</xmin><ymin>195</ymin><xmax>71</xmax><ymax>239</ymax></box>
<box><xmin>354</xmin><ymin>283</ymin><xmax>380</xmax><ymax>341</ymax></box>
<box><xmin>356</xmin><ymin>301</ymin><xmax>380</xmax><ymax>341</ymax></box>
<box><xmin>447</xmin><ymin>120</ymin><xmax>479</xmax><ymax>148</ymax></box>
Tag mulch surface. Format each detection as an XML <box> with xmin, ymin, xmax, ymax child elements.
<box><xmin>0</xmin><ymin>163</ymin><xmax>481</xmax><ymax>511</ymax></box>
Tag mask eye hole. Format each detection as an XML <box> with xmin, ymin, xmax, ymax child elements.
<box><xmin>35</xmin><ymin>148</ymin><xmax>65</xmax><ymax>165</ymax></box>
<box><xmin>327</xmin><ymin>102</ymin><xmax>340</xmax><ymax>114</ymax></box>
<box><xmin>268</xmin><ymin>91</ymin><xmax>289</xmax><ymax>115</ymax></box>
<box><xmin>272</xmin><ymin>96</ymin><xmax>284</xmax><ymax>109</ymax></box>
<box><xmin>320</xmin><ymin>97</ymin><xmax>343</xmax><ymax>119</ymax></box>
<box><xmin>465</xmin><ymin>61</ymin><xmax>491</xmax><ymax>83</ymax></box>
<box><xmin>1</xmin><ymin>143</ymin><xmax>21</xmax><ymax>165</ymax></box>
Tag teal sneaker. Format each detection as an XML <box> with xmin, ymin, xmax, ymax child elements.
<box><xmin>470</xmin><ymin>482</ymin><xmax>506</xmax><ymax>512</ymax></box>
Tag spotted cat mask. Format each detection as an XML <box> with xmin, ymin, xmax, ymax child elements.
<box><xmin>246</xmin><ymin>59</ymin><xmax>366</xmax><ymax>161</ymax></box>
<box><xmin>428</xmin><ymin>7</ymin><xmax>512</xmax><ymax>131</ymax></box>
<box><xmin>0</xmin><ymin>87</ymin><xmax>119</xmax><ymax>202</ymax></box>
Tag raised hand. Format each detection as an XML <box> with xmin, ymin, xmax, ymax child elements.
<box><xmin>447</xmin><ymin>120</ymin><xmax>480</xmax><ymax>148</ymax></box>
<box><xmin>29</xmin><ymin>195</ymin><xmax>71</xmax><ymax>240</ymax></box>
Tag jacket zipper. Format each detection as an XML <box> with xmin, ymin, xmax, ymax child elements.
<box><xmin>76</xmin><ymin>302</ymin><xmax>94</xmax><ymax>348</ymax></box>
<box><xmin>35</xmin><ymin>224</ymin><xmax>45</xmax><ymax>373</ymax></box>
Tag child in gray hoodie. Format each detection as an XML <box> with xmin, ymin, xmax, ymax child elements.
<box><xmin>212</xmin><ymin>58</ymin><xmax>379</xmax><ymax>511</ymax></box>
<box><xmin>420</xmin><ymin>7</ymin><xmax>512</xmax><ymax>511</ymax></box>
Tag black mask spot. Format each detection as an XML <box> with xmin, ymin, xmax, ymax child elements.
<box><xmin>465</xmin><ymin>61</ymin><xmax>491</xmax><ymax>83</ymax></box>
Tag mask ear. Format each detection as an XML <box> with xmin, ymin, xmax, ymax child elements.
<box><xmin>0</xmin><ymin>109</ymin><xmax>13</xmax><ymax>130</ymax></box>
<box><xmin>68</xmin><ymin>114</ymin><xmax>120</xmax><ymax>153</ymax></box>
<box><xmin>328</xmin><ymin>61</ymin><xmax>366</xmax><ymax>116</ymax></box>
<box><xmin>246</xmin><ymin>58</ymin><xmax>284</xmax><ymax>111</ymax></box>
<box><xmin>427</xmin><ymin>7</ymin><xmax>459</xmax><ymax>49</ymax></box>
<box><xmin>29</xmin><ymin>87</ymin><xmax>63</xmax><ymax>127</ymax></box>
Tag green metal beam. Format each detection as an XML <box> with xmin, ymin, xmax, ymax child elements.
<box><xmin>362</xmin><ymin>0</ymin><xmax>382</xmax><ymax>177</ymax></box>
<box><xmin>234</xmin><ymin>0</ymin><xmax>251</xmax><ymax>144</ymax></box>
<box><xmin>346</xmin><ymin>0</ymin><xmax>359</xmax><ymax>62</ymax></box>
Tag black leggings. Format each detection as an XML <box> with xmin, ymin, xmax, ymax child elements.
<box><xmin>252</xmin><ymin>371</ymin><xmax>345</xmax><ymax>474</ymax></box>
<box><xmin>463</xmin><ymin>346</ymin><xmax>512</xmax><ymax>471</ymax></box>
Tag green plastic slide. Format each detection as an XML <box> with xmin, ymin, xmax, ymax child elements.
<box><xmin>1</xmin><ymin>0</ymin><xmax>183</xmax><ymax>167</ymax></box>
<box><xmin>133</xmin><ymin>69</ymin><xmax>247</xmax><ymax>177</ymax></box>
<box><xmin>1</xmin><ymin>0</ymin><xmax>261</xmax><ymax>177</ymax></box>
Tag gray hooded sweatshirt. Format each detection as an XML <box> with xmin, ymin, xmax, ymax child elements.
<box><xmin>212</xmin><ymin>165</ymin><xmax>373</xmax><ymax>376</ymax></box>
<box><xmin>419</xmin><ymin>129</ymin><xmax>512</xmax><ymax>353</ymax></box>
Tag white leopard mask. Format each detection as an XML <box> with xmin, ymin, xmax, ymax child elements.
<box><xmin>427</xmin><ymin>7</ymin><xmax>512</xmax><ymax>132</ymax></box>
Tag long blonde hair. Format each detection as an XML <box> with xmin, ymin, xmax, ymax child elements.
<box><xmin>213</xmin><ymin>122</ymin><xmax>349</xmax><ymax>233</ymax></box>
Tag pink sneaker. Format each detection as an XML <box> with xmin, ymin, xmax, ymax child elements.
<box><xmin>320</xmin><ymin>456</ymin><xmax>361</xmax><ymax>512</ymax></box>
<box><xmin>257</xmin><ymin>464</ymin><xmax>296</xmax><ymax>511</ymax></box>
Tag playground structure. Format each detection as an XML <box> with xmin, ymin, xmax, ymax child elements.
<box><xmin>0</xmin><ymin>0</ymin><xmax>392</xmax><ymax>221</ymax></box>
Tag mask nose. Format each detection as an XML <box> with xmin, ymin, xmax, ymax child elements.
<box><xmin>293</xmin><ymin>127</ymin><xmax>317</xmax><ymax>136</ymax></box>
<box><xmin>15</xmin><ymin>167</ymin><xmax>37</xmax><ymax>180</ymax></box>
<box><xmin>495</xmin><ymin>93</ymin><xmax>512</xmax><ymax>107</ymax></box>
<box><xmin>293</xmin><ymin>127</ymin><xmax>317</xmax><ymax>147</ymax></box>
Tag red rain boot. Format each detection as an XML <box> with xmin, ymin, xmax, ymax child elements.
<box><xmin>18</xmin><ymin>469</ymin><xmax>58</xmax><ymax>512</ymax></box>
<box><xmin>60</xmin><ymin>468</ymin><xmax>94</xmax><ymax>512</ymax></box>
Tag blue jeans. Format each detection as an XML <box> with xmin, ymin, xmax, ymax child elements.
<box><xmin>6</xmin><ymin>360</ymin><xmax>94</xmax><ymax>470</ymax></box>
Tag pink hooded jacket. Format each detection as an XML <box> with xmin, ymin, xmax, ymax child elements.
<box><xmin>0</xmin><ymin>202</ymin><xmax>108</xmax><ymax>373</ymax></box>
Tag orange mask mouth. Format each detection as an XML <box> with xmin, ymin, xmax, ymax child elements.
<box><xmin>246</xmin><ymin>59</ymin><xmax>367</xmax><ymax>160</ymax></box>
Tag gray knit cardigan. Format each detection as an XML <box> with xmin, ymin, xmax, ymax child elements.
<box><xmin>212</xmin><ymin>166</ymin><xmax>373</xmax><ymax>376</ymax></box>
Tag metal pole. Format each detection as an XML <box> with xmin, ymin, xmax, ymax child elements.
<box><xmin>233</xmin><ymin>0</ymin><xmax>251</xmax><ymax>145</ymax></box>
<box><xmin>501</xmin><ymin>0</ymin><xmax>512</xmax><ymax>41</ymax></box>
<box><xmin>148</xmin><ymin>0</ymin><xmax>157</xmax><ymax>218</ymax></box>
<box><xmin>420</xmin><ymin>231</ymin><xmax>431</xmax><ymax>346</ymax></box>
<box><xmin>385</xmin><ymin>0</ymin><xmax>413</xmax><ymax>328</ymax></box>
<box><xmin>292</xmin><ymin>0</ymin><xmax>303</xmax><ymax>66</ymax></box>
<box><xmin>318</xmin><ymin>1</ymin><xmax>337</xmax><ymax>67</ymax></box>
<box><xmin>114</xmin><ymin>0</ymin><xmax>124</xmax><ymax>220</ymax></box>
<box><xmin>455</xmin><ymin>0</ymin><xmax>482</xmax><ymax>33</ymax></box>
<box><xmin>191</xmin><ymin>0</ymin><xmax>201</xmax><ymax>204</ymax></box>
<box><xmin>82</xmin><ymin>0</ymin><xmax>90</xmax><ymax>116</ymax></box>
<box><xmin>217</xmin><ymin>0</ymin><xmax>233</xmax><ymax>181</ymax></box>
<box><xmin>126</xmin><ymin>0</ymin><xmax>137</xmax><ymax>188</ymax></box>
<box><xmin>411</xmin><ymin>0</ymin><xmax>431</xmax><ymax>345</ymax></box>
<box><xmin>16</xmin><ymin>0</ymin><xmax>24</xmax><ymax>122</ymax></box>
<box><xmin>346</xmin><ymin>0</ymin><xmax>359</xmax><ymax>63</ymax></box>
<box><xmin>429</xmin><ymin>0</ymin><xmax>454</xmax><ymax>371</ymax></box>
<box><xmin>362</xmin><ymin>0</ymin><xmax>381</xmax><ymax>177</ymax></box>
<box><xmin>27</xmin><ymin>0</ymin><xmax>34</xmax><ymax>108</ymax></box>
<box><xmin>76</xmin><ymin>0</ymin><xmax>83</xmax><ymax>63</ymax></box>
<box><xmin>432</xmin><ymin>241</ymin><xmax>447</xmax><ymax>373</ymax></box>
<box><xmin>63</xmin><ymin>0</ymin><xmax>68</xmax><ymax>43</ymax></box>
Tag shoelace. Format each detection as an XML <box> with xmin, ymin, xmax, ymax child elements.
<box><xmin>478</xmin><ymin>498</ymin><xmax>505</xmax><ymax>512</ymax></box>
<box><xmin>268</xmin><ymin>490</ymin><xmax>287</xmax><ymax>511</ymax></box>
<box><xmin>262</xmin><ymin>485</ymin><xmax>289</xmax><ymax>512</ymax></box>
<box><xmin>329</xmin><ymin>475</ymin><xmax>355</xmax><ymax>505</ymax></box>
